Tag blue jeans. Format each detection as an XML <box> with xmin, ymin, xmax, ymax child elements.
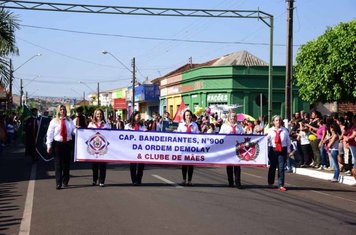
<box><xmin>330</xmin><ymin>150</ymin><xmax>339</xmax><ymax>180</ymax></box>
<box><xmin>320</xmin><ymin>145</ymin><xmax>327</xmax><ymax>166</ymax></box>
<box><xmin>268</xmin><ymin>147</ymin><xmax>287</xmax><ymax>187</ymax></box>
<box><xmin>349</xmin><ymin>146</ymin><xmax>356</xmax><ymax>168</ymax></box>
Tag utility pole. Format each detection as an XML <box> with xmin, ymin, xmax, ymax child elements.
<box><xmin>83</xmin><ymin>91</ymin><xmax>85</xmax><ymax>101</ymax></box>
<box><xmin>25</xmin><ymin>91</ymin><xmax>28</xmax><ymax>105</ymax></box>
<box><xmin>20</xmin><ymin>79</ymin><xmax>23</xmax><ymax>108</ymax></box>
<box><xmin>9</xmin><ymin>59</ymin><xmax>13</xmax><ymax>109</ymax></box>
<box><xmin>97</xmin><ymin>82</ymin><xmax>100</xmax><ymax>106</ymax></box>
<box><xmin>131</xmin><ymin>57</ymin><xmax>136</xmax><ymax>113</ymax></box>
<box><xmin>285</xmin><ymin>0</ymin><xmax>294</xmax><ymax>121</ymax></box>
<box><xmin>189</xmin><ymin>57</ymin><xmax>193</xmax><ymax>69</ymax></box>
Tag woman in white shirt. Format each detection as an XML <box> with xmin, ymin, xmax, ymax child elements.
<box><xmin>219</xmin><ymin>111</ymin><xmax>244</xmax><ymax>189</ymax></box>
<box><xmin>266</xmin><ymin>115</ymin><xmax>291</xmax><ymax>191</ymax></box>
<box><xmin>176</xmin><ymin>110</ymin><xmax>199</xmax><ymax>186</ymax></box>
<box><xmin>125</xmin><ymin>111</ymin><xmax>147</xmax><ymax>185</ymax></box>
<box><xmin>46</xmin><ymin>105</ymin><xmax>75</xmax><ymax>190</ymax></box>
<box><xmin>87</xmin><ymin>108</ymin><xmax>111</xmax><ymax>187</ymax></box>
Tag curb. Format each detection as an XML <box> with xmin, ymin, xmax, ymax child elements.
<box><xmin>294</xmin><ymin>168</ymin><xmax>356</xmax><ymax>186</ymax></box>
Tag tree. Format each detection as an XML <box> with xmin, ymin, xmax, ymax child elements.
<box><xmin>294</xmin><ymin>20</ymin><xmax>356</xmax><ymax>104</ymax></box>
<box><xmin>0</xmin><ymin>9</ymin><xmax>20</xmax><ymax>87</ymax></box>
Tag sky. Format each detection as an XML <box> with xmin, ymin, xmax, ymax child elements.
<box><xmin>6</xmin><ymin>0</ymin><xmax>356</xmax><ymax>99</ymax></box>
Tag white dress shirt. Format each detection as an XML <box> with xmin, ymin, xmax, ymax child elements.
<box><xmin>176</xmin><ymin>122</ymin><xmax>199</xmax><ymax>133</ymax></box>
<box><xmin>124</xmin><ymin>123</ymin><xmax>147</xmax><ymax>131</ymax></box>
<box><xmin>266</xmin><ymin>126</ymin><xmax>291</xmax><ymax>152</ymax></box>
<box><xmin>219</xmin><ymin>123</ymin><xmax>244</xmax><ymax>134</ymax></box>
<box><xmin>87</xmin><ymin>121</ymin><xmax>111</xmax><ymax>129</ymax></box>
<box><xmin>46</xmin><ymin>118</ymin><xmax>76</xmax><ymax>148</ymax></box>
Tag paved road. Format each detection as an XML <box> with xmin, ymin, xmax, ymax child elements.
<box><xmin>1</xmin><ymin>144</ymin><xmax>356</xmax><ymax>235</ymax></box>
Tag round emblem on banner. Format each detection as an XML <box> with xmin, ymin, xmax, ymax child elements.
<box><xmin>235</xmin><ymin>137</ymin><xmax>259</xmax><ymax>161</ymax></box>
<box><xmin>86</xmin><ymin>132</ymin><xmax>110</xmax><ymax>157</ymax></box>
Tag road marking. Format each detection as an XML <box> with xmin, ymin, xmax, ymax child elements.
<box><xmin>19</xmin><ymin>163</ymin><xmax>37</xmax><ymax>235</ymax></box>
<box><xmin>152</xmin><ymin>174</ymin><xmax>183</xmax><ymax>188</ymax></box>
<box><xmin>310</xmin><ymin>190</ymin><xmax>356</xmax><ymax>204</ymax></box>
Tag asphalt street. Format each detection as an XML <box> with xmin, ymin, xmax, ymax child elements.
<box><xmin>1</xmin><ymin>144</ymin><xmax>356</xmax><ymax>235</ymax></box>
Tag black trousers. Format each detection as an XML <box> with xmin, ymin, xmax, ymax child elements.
<box><xmin>130</xmin><ymin>163</ymin><xmax>144</xmax><ymax>184</ymax></box>
<box><xmin>53</xmin><ymin>141</ymin><xmax>71</xmax><ymax>187</ymax></box>
<box><xmin>226</xmin><ymin>166</ymin><xmax>241</xmax><ymax>186</ymax></box>
<box><xmin>92</xmin><ymin>162</ymin><xmax>107</xmax><ymax>184</ymax></box>
<box><xmin>182</xmin><ymin>165</ymin><xmax>194</xmax><ymax>181</ymax></box>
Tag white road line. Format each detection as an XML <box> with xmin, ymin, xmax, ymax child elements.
<box><xmin>19</xmin><ymin>163</ymin><xmax>37</xmax><ymax>235</ymax></box>
<box><xmin>152</xmin><ymin>174</ymin><xmax>183</xmax><ymax>188</ymax></box>
<box><xmin>311</xmin><ymin>190</ymin><xmax>356</xmax><ymax>204</ymax></box>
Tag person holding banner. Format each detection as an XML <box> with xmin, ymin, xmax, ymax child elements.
<box><xmin>46</xmin><ymin>105</ymin><xmax>75</xmax><ymax>190</ymax></box>
<box><xmin>125</xmin><ymin>111</ymin><xmax>147</xmax><ymax>185</ymax></box>
<box><xmin>87</xmin><ymin>108</ymin><xmax>111</xmax><ymax>187</ymax></box>
<box><xmin>219</xmin><ymin>111</ymin><xmax>244</xmax><ymax>189</ymax></box>
<box><xmin>176</xmin><ymin>110</ymin><xmax>199</xmax><ymax>186</ymax></box>
<box><xmin>266</xmin><ymin>115</ymin><xmax>291</xmax><ymax>191</ymax></box>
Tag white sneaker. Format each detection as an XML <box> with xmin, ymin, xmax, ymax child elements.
<box><xmin>317</xmin><ymin>166</ymin><xmax>324</xmax><ymax>171</ymax></box>
<box><xmin>345</xmin><ymin>170</ymin><xmax>352</xmax><ymax>176</ymax></box>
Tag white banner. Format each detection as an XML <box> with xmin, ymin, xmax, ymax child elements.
<box><xmin>75</xmin><ymin>129</ymin><xmax>268</xmax><ymax>166</ymax></box>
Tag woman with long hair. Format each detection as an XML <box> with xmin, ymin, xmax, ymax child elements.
<box><xmin>87</xmin><ymin>108</ymin><xmax>111</xmax><ymax>187</ymax></box>
<box><xmin>46</xmin><ymin>105</ymin><xmax>75</xmax><ymax>190</ymax></box>
<box><xmin>176</xmin><ymin>110</ymin><xmax>199</xmax><ymax>186</ymax></box>
<box><xmin>125</xmin><ymin>111</ymin><xmax>147</xmax><ymax>185</ymax></box>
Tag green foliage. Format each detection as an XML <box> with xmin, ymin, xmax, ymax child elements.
<box><xmin>0</xmin><ymin>9</ymin><xmax>20</xmax><ymax>87</ymax></box>
<box><xmin>294</xmin><ymin>20</ymin><xmax>356</xmax><ymax>104</ymax></box>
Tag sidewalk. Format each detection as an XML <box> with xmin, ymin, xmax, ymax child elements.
<box><xmin>294</xmin><ymin>167</ymin><xmax>356</xmax><ymax>186</ymax></box>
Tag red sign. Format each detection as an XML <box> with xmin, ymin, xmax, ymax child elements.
<box><xmin>112</xmin><ymin>98</ymin><xmax>127</xmax><ymax>109</ymax></box>
<box><xmin>173</xmin><ymin>100</ymin><xmax>186</xmax><ymax>123</ymax></box>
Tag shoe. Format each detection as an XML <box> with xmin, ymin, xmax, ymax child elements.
<box><xmin>92</xmin><ymin>181</ymin><xmax>97</xmax><ymax>186</ymax></box>
<box><xmin>300</xmin><ymin>164</ymin><xmax>306</xmax><ymax>168</ymax></box>
<box><xmin>330</xmin><ymin>178</ymin><xmax>338</xmax><ymax>183</ymax></box>
<box><xmin>187</xmin><ymin>181</ymin><xmax>193</xmax><ymax>186</ymax></box>
<box><xmin>279</xmin><ymin>186</ymin><xmax>287</xmax><ymax>191</ymax></box>
<box><xmin>345</xmin><ymin>170</ymin><xmax>351</xmax><ymax>176</ymax></box>
<box><xmin>99</xmin><ymin>183</ymin><xmax>104</xmax><ymax>187</ymax></box>
<box><xmin>236</xmin><ymin>184</ymin><xmax>243</xmax><ymax>189</ymax></box>
<box><xmin>316</xmin><ymin>166</ymin><xmax>324</xmax><ymax>171</ymax></box>
<box><xmin>56</xmin><ymin>185</ymin><xmax>62</xmax><ymax>190</ymax></box>
<box><xmin>180</xmin><ymin>181</ymin><xmax>186</xmax><ymax>186</ymax></box>
<box><xmin>228</xmin><ymin>183</ymin><xmax>234</xmax><ymax>187</ymax></box>
<box><xmin>63</xmin><ymin>183</ymin><xmax>68</xmax><ymax>188</ymax></box>
<box><xmin>268</xmin><ymin>184</ymin><xmax>276</xmax><ymax>189</ymax></box>
<box><xmin>326</xmin><ymin>167</ymin><xmax>334</xmax><ymax>171</ymax></box>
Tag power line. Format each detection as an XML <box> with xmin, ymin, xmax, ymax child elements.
<box><xmin>20</xmin><ymin>24</ymin><xmax>300</xmax><ymax>47</ymax></box>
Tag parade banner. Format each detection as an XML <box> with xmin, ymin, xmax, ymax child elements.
<box><xmin>75</xmin><ymin>129</ymin><xmax>268</xmax><ymax>166</ymax></box>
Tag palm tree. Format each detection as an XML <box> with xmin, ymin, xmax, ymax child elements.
<box><xmin>0</xmin><ymin>8</ymin><xmax>20</xmax><ymax>87</ymax></box>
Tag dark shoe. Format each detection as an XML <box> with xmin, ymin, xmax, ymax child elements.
<box><xmin>236</xmin><ymin>184</ymin><xmax>243</xmax><ymax>189</ymax></box>
<box><xmin>92</xmin><ymin>181</ymin><xmax>97</xmax><ymax>186</ymax></box>
<box><xmin>228</xmin><ymin>183</ymin><xmax>234</xmax><ymax>187</ymax></box>
<box><xmin>268</xmin><ymin>184</ymin><xmax>276</xmax><ymax>189</ymax></box>
<box><xmin>180</xmin><ymin>181</ymin><xmax>186</xmax><ymax>186</ymax></box>
<box><xmin>133</xmin><ymin>182</ymin><xmax>139</xmax><ymax>186</ymax></box>
<box><xmin>187</xmin><ymin>181</ymin><xmax>193</xmax><ymax>186</ymax></box>
<box><xmin>56</xmin><ymin>185</ymin><xmax>62</xmax><ymax>190</ymax></box>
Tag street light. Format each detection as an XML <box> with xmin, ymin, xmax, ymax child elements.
<box><xmin>9</xmin><ymin>54</ymin><xmax>42</xmax><ymax>108</ymax></box>
<box><xmin>102</xmin><ymin>50</ymin><xmax>136</xmax><ymax>113</ymax></box>
<box><xmin>14</xmin><ymin>53</ymin><xmax>42</xmax><ymax>72</ymax></box>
